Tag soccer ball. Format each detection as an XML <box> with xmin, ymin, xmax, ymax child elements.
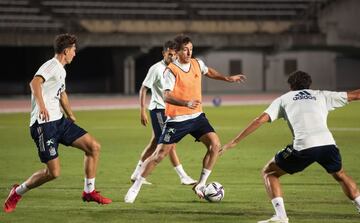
<box><xmin>212</xmin><ymin>97</ymin><xmax>222</xmax><ymax>107</ymax></box>
<box><xmin>204</xmin><ymin>182</ymin><xmax>224</xmax><ymax>202</ymax></box>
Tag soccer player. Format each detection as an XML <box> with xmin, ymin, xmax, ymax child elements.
<box><xmin>124</xmin><ymin>34</ymin><xmax>246</xmax><ymax>203</ymax></box>
<box><xmin>221</xmin><ymin>70</ymin><xmax>360</xmax><ymax>223</ymax></box>
<box><xmin>130</xmin><ymin>40</ymin><xmax>196</xmax><ymax>185</ymax></box>
<box><xmin>3</xmin><ymin>34</ymin><xmax>112</xmax><ymax>213</ymax></box>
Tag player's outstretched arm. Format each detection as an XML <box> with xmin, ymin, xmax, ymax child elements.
<box><xmin>347</xmin><ymin>89</ymin><xmax>360</xmax><ymax>102</ymax></box>
<box><xmin>220</xmin><ymin>113</ymin><xmax>270</xmax><ymax>155</ymax></box>
<box><xmin>60</xmin><ymin>91</ymin><xmax>76</xmax><ymax>122</ymax></box>
<box><xmin>205</xmin><ymin>67</ymin><xmax>246</xmax><ymax>83</ymax></box>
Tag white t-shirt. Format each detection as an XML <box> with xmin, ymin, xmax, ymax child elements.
<box><xmin>142</xmin><ymin>60</ymin><xmax>167</xmax><ymax>110</ymax></box>
<box><xmin>264</xmin><ymin>89</ymin><xmax>348</xmax><ymax>151</ymax></box>
<box><xmin>163</xmin><ymin>58</ymin><xmax>209</xmax><ymax>122</ymax></box>
<box><xmin>30</xmin><ymin>58</ymin><xmax>66</xmax><ymax>126</ymax></box>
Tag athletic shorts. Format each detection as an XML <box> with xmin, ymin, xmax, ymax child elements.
<box><xmin>275</xmin><ymin>144</ymin><xmax>342</xmax><ymax>174</ymax></box>
<box><xmin>30</xmin><ymin>116</ymin><xmax>87</xmax><ymax>163</ymax></box>
<box><xmin>149</xmin><ymin>109</ymin><xmax>166</xmax><ymax>141</ymax></box>
<box><xmin>158</xmin><ymin>113</ymin><xmax>215</xmax><ymax>144</ymax></box>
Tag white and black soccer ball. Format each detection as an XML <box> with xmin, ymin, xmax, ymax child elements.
<box><xmin>204</xmin><ymin>182</ymin><xmax>224</xmax><ymax>202</ymax></box>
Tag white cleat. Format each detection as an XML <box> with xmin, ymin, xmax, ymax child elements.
<box><xmin>257</xmin><ymin>215</ymin><xmax>289</xmax><ymax>223</ymax></box>
<box><xmin>124</xmin><ymin>188</ymin><xmax>140</xmax><ymax>203</ymax></box>
<box><xmin>192</xmin><ymin>183</ymin><xmax>205</xmax><ymax>199</ymax></box>
<box><xmin>142</xmin><ymin>179</ymin><xmax>152</xmax><ymax>185</ymax></box>
<box><xmin>130</xmin><ymin>173</ymin><xmax>137</xmax><ymax>182</ymax></box>
<box><xmin>352</xmin><ymin>200</ymin><xmax>360</xmax><ymax>213</ymax></box>
<box><xmin>180</xmin><ymin>176</ymin><xmax>197</xmax><ymax>185</ymax></box>
<box><xmin>131</xmin><ymin>177</ymin><xmax>152</xmax><ymax>185</ymax></box>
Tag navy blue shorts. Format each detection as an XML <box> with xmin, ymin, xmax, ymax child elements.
<box><xmin>30</xmin><ymin>116</ymin><xmax>87</xmax><ymax>163</ymax></box>
<box><xmin>158</xmin><ymin>113</ymin><xmax>215</xmax><ymax>144</ymax></box>
<box><xmin>149</xmin><ymin>109</ymin><xmax>166</xmax><ymax>141</ymax></box>
<box><xmin>275</xmin><ymin>144</ymin><xmax>342</xmax><ymax>174</ymax></box>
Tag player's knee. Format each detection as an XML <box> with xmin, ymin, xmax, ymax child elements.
<box><xmin>261</xmin><ymin>169</ymin><xmax>266</xmax><ymax>178</ymax></box>
<box><xmin>261</xmin><ymin>165</ymin><xmax>270</xmax><ymax>178</ymax></box>
<box><xmin>332</xmin><ymin>169</ymin><xmax>346</xmax><ymax>182</ymax></box>
<box><xmin>154</xmin><ymin>154</ymin><xmax>165</xmax><ymax>163</ymax></box>
<box><xmin>153</xmin><ymin>150</ymin><xmax>167</xmax><ymax>163</ymax></box>
<box><xmin>90</xmin><ymin>140</ymin><xmax>101</xmax><ymax>155</ymax></box>
<box><xmin>47</xmin><ymin>168</ymin><xmax>60</xmax><ymax>180</ymax></box>
<box><xmin>209</xmin><ymin>143</ymin><xmax>221</xmax><ymax>154</ymax></box>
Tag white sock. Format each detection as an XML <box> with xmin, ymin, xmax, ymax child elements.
<box><xmin>174</xmin><ymin>164</ymin><xmax>187</xmax><ymax>178</ymax></box>
<box><xmin>131</xmin><ymin>160</ymin><xmax>143</xmax><ymax>180</ymax></box>
<box><xmin>84</xmin><ymin>178</ymin><xmax>95</xmax><ymax>193</ymax></box>
<box><xmin>133</xmin><ymin>176</ymin><xmax>146</xmax><ymax>191</ymax></box>
<box><xmin>353</xmin><ymin>196</ymin><xmax>360</xmax><ymax>212</ymax></box>
<box><xmin>271</xmin><ymin>197</ymin><xmax>287</xmax><ymax>218</ymax></box>
<box><xmin>15</xmin><ymin>182</ymin><xmax>29</xmax><ymax>195</ymax></box>
<box><xmin>198</xmin><ymin>168</ymin><xmax>211</xmax><ymax>185</ymax></box>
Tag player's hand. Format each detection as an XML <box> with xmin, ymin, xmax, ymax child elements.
<box><xmin>219</xmin><ymin>142</ymin><xmax>237</xmax><ymax>155</ymax></box>
<box><xmin>192</xmin><ymin>183</ymin><xmax>205</xmax><ymax>199</ymax></box>
<box><xmin>39</xmin><ymin>107</ymin><xmax>50</xmax><ymax>122</ymax></box>
<box><xmin>227</xmin><ymin>74</ymin><xmax>246</xmax><ymax>83</ymax></box>
<box><xmin>140</xmin><ymin>111</ymin><xmax>148</xmax><ymax>126</ymax></box>
<box><xmin>68</xmin><ymin>114</ymin><xmax>76</xmax><ymax>122</ymax></box>
<box><xmin>186</xmin><ymin>100</ymin><xmax>201</xmax><ymax>109</ymax></box>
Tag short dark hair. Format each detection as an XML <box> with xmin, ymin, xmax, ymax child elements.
<box><xmin>163</xmin><ymin>40</ymin><xmax>176</xmax><ymax>51</ymax></box>
<box><xmin>287</xmin><ymin>70</ymin><xmax>312</xmax><ymax>90</ymax></box>
<box><xmin>54</xmin><ymin>33</ymin><xmax>77</xmax><ymax>54</ymax></box>
<box><xmin>174</xmin><ymin>34</ymin><xmax>192</xmax><ymax>51</ymax></box>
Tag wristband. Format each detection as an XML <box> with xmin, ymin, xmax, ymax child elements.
<box><xmin>186</xmin><ymin>101</ymin><xmax>193</xmax><ymax>107</ymax></box>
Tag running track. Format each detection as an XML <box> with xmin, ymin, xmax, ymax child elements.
<box><xmin>0</xmin><ymin>93</ymin><xmax>280</xmax><ymax>113</ymax></box>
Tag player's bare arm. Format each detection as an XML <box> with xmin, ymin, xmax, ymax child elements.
<box><xmin>139</xmin><ymin>85</ymin><xmax>149</xmax><ymax>126</ymax></box>
<box><xmin>60</xmin><ymin>91</ymin><xmax>76</xmax><ymax>122</ymax></box>
<box><xmin>221</xmin><ymin>113</ymin><xmax>270</xmax><ymax>154</ymax></box>
<box><xmin>347</xmin><ymin>89</ymin><xmax>360</xmax><ymax>102</ymax></box>
<box><xmin>206</xmin><ymin>67</ymin><xmax>246</xmax><ymax>83</ymax></box>
<box><xmin>29</xmin><ymin>75</ymin><xmax>49</xmax><ymax>122</ymax></box>
<box><xmin>163</xmin><ymin>90</ymin><xmax>201</xmax><ymax>109</ymax></box>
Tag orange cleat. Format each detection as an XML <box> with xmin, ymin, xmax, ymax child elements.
<box><xmin>82</xmin><ymin>190</ymin><xmax>112</xmax><ymax>204</ymax></box>
<box><xmin>3</xmin><ymin>184</ymin><xmax>22</xmax><ymax>213</ymax></box>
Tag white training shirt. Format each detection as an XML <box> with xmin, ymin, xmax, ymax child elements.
<box><xmin>142</xmin><ymin>60</ymin><xmax>167</xmax><ymax>110</ymax></box>
<box><xmin>264</xmin><ymin>89</ymin><xmax>348</xmax><ymax>151</ymax></box>
<box><xmin>30</xmin><ymin>58</ymin><xmax>66</xmax><ymax>126</ymax></box>
<box><xmin>163</xmin><ymin>58</ymin><xmax>209</xmax><ymax>122</ymax></box>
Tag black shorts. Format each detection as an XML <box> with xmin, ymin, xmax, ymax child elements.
<box><xmin>158</xmin><ymin>113</ymin><xmax>215</xmax><ymax>144</ymax></box>
<box><xmin>149</xmin><ymin>109</ymin><xmax>166</xmax><ymax>141</ymax></box>
<box><xmin>275</xmin><ymin>144</ymin><xmax>342</xmax><ymax>174</ymax></box>
<box><xmin>30</xmin><ymin>116</ymin><xmax>87</xmax><ymax>163</ymax></box>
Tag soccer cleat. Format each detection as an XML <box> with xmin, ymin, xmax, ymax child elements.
<box><xmin>257</xmin><ymin>215</ymin><xmax>289</xmax><ymax>223</ymax></box>
<box><xmin>3</xmin><ymin>184</ymin><xmax>22</xmax><ymax>213</ymax></box>
<box><xmin>130</xmin><ymin>173</ymin><xmax>139</xmax><ymax>183</ymax></box>
<box><xmin>352</xmin><ymin>200</ymin><xmax>360</xmax><ymax>213</ymax></box>
<box><xmin>192</xmin><ymin>183</ymin><xmax>205</xmax><ymax>199</ymax></box>
<box><xmin>82</xmin><ymin>190</ymin><xmax>112</xmax><ymax>204</ymax></box>
<box><xmin>130</xmin><ymin>172</ymin><xmax>137</xmax><ymax>182</ymax></box>
<box><xmin>180</xmin><ymin>176</ymin><xmax>197</xmax><ymax>185</ymax></box>
<box><xmin>124</xmin><ymin>187</ymin><xmax>140</xmax><ymax>203</ymax></box>
<box><xmin>141</xmin><ymin>179</ymin><xmax>152</xmax><ymax>185</ymax></box>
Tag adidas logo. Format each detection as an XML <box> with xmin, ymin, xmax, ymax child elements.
<box><xmin>293</xmin><ymin>90</ymin><xmax>316</xmax><ymax>101</ymax></box>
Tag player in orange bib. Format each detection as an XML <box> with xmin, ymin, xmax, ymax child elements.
<box><xmin>125</xmin><ymin>34</ymin><xmax>246</xmax><ymax>203</ymax></box>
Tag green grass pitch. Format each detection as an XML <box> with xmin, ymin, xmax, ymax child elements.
<box><xmin>1</xmin><ymin>103</ymin><xmax>359</xmax><ymax>222</ymax></box>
